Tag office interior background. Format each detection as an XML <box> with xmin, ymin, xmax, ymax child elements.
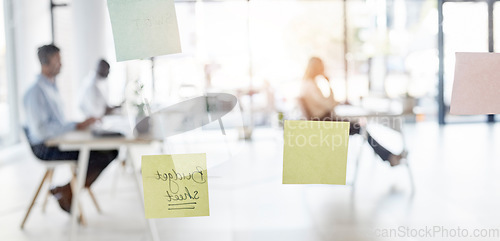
<box><xmin>2</xmin><ymin>0</ymin><xmax>500</xmax><ymax>240</ymax></box>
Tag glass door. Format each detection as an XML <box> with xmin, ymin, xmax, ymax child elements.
<box><xmin>1</xmin><ymin>0</ymin><xmax>19</xmax><ymax>146</ymax></box>
<box><xmin>441</xmin><ymin>0</ymin><xmax>496</xmax><ymax>124</ymax></box>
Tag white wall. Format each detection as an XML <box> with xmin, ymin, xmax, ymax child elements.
<box><xmin>13</xmin><ymin>0</ymin><xmax>51</xmax><ymax>123</ymax></box>
<box><xmin>71</xmin><ymin>0</ymin><xmax>108</xmax><ymax>91</ymax></box>
<box><xmin>71</xmin><ymin>0</ymin><xmax>127</xmax><ymax>116</ymax></box>
<box><xmin>12</xmin><ymin>0</ymin><xmax>114</xmax><ymax>121</ymax></box>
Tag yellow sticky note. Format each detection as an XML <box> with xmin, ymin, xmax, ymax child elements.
<box><xmin>283</xmin><ymin>120</ymin><xmax>349</xmax><ymax>185</ymax></box>
<box><xmin>107</xmin><ymin>0</ymin><xmax>182</xmax><ymax>61</ymax></box>
<box><xmin>141</xmin><ymin>154</ymin><xmax>209</xmax><ymax>218</ymax></box>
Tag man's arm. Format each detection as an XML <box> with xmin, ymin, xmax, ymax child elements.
<box><xmin>76</xmin><ymin>118</ymin><xmax>97</xmax><ymax>129</ymax></box>
<box><xmin>24</xmin><ymin>87</ymin><xmax>77</xmax><ymax>143</ymax></box>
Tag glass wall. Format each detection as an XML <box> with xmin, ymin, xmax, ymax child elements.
<box><xmin>443</xmin><ymin>1</ymin><xmax>488</xmax><ymax>123</ymax></box>
<box><xmin>347</xmin><ymin>0</ymin><xmax>438</xmax><ymax>117</ymax></box>
<box><xmin>0</xmin><ymin>0</ymin><xmax>458</xmax><ymax>146</ymax></box>
<box><xmin>16</xmin><ymin>0</ymin><xmax>441</xmax><ymax>131</ymax></box>
<box><xmin>0</xmin><ymin>0</ymin><xmax>12</xmax><ymax>146</ymax></box>
<box><xmin>123</xmin><ymin>0</ymin><xmax>439</xmax><ymax>126</ymax></box>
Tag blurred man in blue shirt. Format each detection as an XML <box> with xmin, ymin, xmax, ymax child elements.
<box><xmin>24</xmin><ymin>44</ymin><xmax>117</xmax><ymax>213</ymax></box>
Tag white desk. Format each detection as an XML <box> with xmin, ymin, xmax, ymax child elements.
<box><xmin>335</xmin><ymin>104</ymin><xmax>405</xmax><ymax>118</ymax></box>
<box><xmin>46</xmin><ymin>130</ymin><xmax>159</xmax><ymax>241</ymax></box>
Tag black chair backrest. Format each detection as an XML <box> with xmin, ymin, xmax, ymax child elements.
<box><xmin>23</xmin><ymin>126</ymin><xmax>33</xmax><ymax>146</ymax></box>
<box><xmin>22</xmin><ymin>126</ymin><xmax>44</xmax><ymax>160</ymax></box>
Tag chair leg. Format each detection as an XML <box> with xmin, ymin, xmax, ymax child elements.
<box><xmin>111</xmin><ymin>146</ymin><xmax>128</xmax><ymax>197</ymax></box>
<box><xmin>78</xmin><ymin>203</ymin><xmax>87</xmax><ymax>226</ymax></box>
<box><xmin>405</xmin><ymin>160</ymin><xmax>416</xmax><ymax>195</ymax></box>
<box><xmin>69</xmin><ymin>168</ymin><xmax>87</xmax><ymax>226</ymax></box>
<box><xmin>87</xmin><ymin>188</ymin><xmax>102</xmax><ymax>213</ymax></box>
<box><xmin>41</xmin><ymin>169</ymin><xmax>55</xmax><ymax>213</ymax></box>
<box><xmin>21</xmin><ymin>169</ymin><xmax>51</xmax><ymax>229</ymax></box>
<box><xmin>70</xmin><ymin>165</ymin><xmax>77</xmax><ymax>177</ymax></box>
<box><xmin>111</xmin><ymin>160</ymin><xmax>125</xmax><ymax>198</ymax></box>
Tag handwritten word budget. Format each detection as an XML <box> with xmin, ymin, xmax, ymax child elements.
<box><xmin>142</xmin><ymin>154</ymin><xmax>209</xmax><ymax>218</ymax></box>
<box><xmin>107</xmin><ymin>0</ymin><xmax>181</xmax><ymax>61</ymax></box>
<box><xmin>283</xmin><ymin>120</ymin><xmax>349</xmax><ymax>185</ymax></box>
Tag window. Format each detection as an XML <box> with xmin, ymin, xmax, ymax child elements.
<box><xmin>120</xmin><ymin>0</ymin><xmax>440</xmax><ymax>125</ymax></box>
<box><xmin>443</xmin><ymin>1</ymin><xmax>489</xmax><ymax>123</ymax></box>
<box><xmin>0</xmin><ymin>0</ymin><xmax>13</xmax><ymax>146</ymax></box>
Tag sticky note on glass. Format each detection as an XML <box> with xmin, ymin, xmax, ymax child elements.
<box><xmin>107</xmin><ymin>0</ymin><xmax>181</xmax><ymax>61</ymax></box>
<box><xmin>450</xmin><ymin>52</ymin><xmax>500</xmax><ymax>115</ymax></box>
<box><xmin>142</xmin><ymin>154</ymin><xmax>209</xmax><ymax>218</ymax></box>
<box><xmin>283</xmin><ymin>120</ymin><xmax>349</xmax><ymax>185</ymax></box>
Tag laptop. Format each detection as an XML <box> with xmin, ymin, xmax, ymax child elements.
<box><xmin>91</xmin><ymin>128</ymin><xmax>124</xmax><ymax>137</ymax></box>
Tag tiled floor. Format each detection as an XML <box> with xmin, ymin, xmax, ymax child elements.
<box><xmin>2</xmin><ymin>122</ymin><xmax>500</xmax><ymax>241</ymax></box>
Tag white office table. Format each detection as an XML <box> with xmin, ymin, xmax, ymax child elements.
<box><xmin>45</xmin><ymin>130</ymin><xmax>159</xmax><ymax>241</ymax></box>
<box><xmin>334</xmin><ymin>104</ymin><xmax>405</xmax><ymax>118</ymax></box>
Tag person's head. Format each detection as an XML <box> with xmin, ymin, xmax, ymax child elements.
<box><xmin>96</xmin><ymin>59</ymin><xmax>110</xmax><ymax>79</ymax></box>
<box><xmin>303</xmin><ymin>57</ymin><xmax>325</xmax><ymax>81</ymax></box>
<box><xmin>38</xmin><ymin>44</ymin><xmax>61</xmax><ymax>78</ymax></box>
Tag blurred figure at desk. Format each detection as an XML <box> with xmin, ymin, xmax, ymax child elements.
<box><xmin>79</xmin><ymin>59</ymin><xmax>120</xmax><ymax>118</ymax></box>
<box><xmin>24</xmin><ymin>45</ymin><xmax>118</xmax><ymax>213</ymax></box>
<box><xmin>300</xmin><ymin>57</ymin><xmax>339</xmax><ymax>119</ymax></box>
<box><xmin>299</xmin><ymin>57</ymin><xmax>405</xmax><ymax>166</ymax></box>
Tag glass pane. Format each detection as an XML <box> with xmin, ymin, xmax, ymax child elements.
<box><xmin>150</xmin><ymin>1</ymin><xmax>249</xmax><ymax>105</ymax></box>
<box><xmin>495</xmin><ymin>2</ymin><xmax>500</xmax><ymax>52</ymax></box>
<box><xmin>347</xmin><ymin>0</ymin><xmax>438</xmax><ymax>118</ymax></box>
<box><xmin>142</xmin><ymin>0</ymin><xmax>440</xmax><ymax>125</ymax></box>
<box><xmin>443</xmin><ymin>2</ymin><xmax>488</xmax><ymax>123</ymax></box>
<box><xmin>249</xmin><ymin>0</ymin><xmax>344</xmax><ymax>121</ymax></box>
<box><xmin>0</xmin><ymin>0</ymin><xmax>10</xmax><ymax>145</ymax></box>
<box><xmin>493</xmin><ymin>1</ymin><xmax>500</xmax><ymax>121</ymax></box>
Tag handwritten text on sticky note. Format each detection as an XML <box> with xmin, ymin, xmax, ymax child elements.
<box><xmin>107</xmin><ymin>0</ymin><xmax>182</xmax><ymax>61</ymax></box>
<box><xmin>142</xmin><ymin>154</ymin><xmax>209</xmax><ymax>218</ymax></box>
<box><xmin>283</xmin><ymin>120</ymin><xmax>349</xmax><ymax>185</ymax></box>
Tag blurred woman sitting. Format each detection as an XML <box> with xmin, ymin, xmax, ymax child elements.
<box><xmin>299</xmin><ymin>57</ymin><xmax>405</xmax><ymax>166</ymax></box>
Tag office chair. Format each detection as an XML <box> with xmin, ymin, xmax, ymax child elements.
<box><xmin>20</xmin><ymin>127</ymin><xmax>101</xmax><ymax>229</ymax></box>
<box><xmin>365</xmin><ymin>118</ymin><xmax>415</xmax><ymax>193</ymax></box>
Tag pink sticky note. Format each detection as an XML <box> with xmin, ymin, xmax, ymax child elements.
<box><xmin>450</xmin><ymin>52</ymin><xmax>500</xmax><ymax>115</ymax></box>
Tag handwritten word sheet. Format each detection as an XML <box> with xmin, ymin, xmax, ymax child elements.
<box><xmin>283</xmin><ymin>120</ymin><xmax>349</xmax><ymax>185</ymax></box>
<box><xmin>107</xmin><ymin>0</ymin><xmax>182</xmax><ymax>61</ymax></box>
<box><xmin>142</xmin><ymin>154</ymin><xmax>209</xmax><ymax>218</ymax></box>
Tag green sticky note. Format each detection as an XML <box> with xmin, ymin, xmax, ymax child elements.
<box><xmin>141</xmin><ymin>154</ymin><xmax>209</xmax><ymax>218</ymax></box>
<box><xmin>107</xmin><ymin>0</ymin><xmax>182</xmax><ymax>61</ymax></box>
<box><xmin>283</xmin><ymin>120</ymin><xmax>349</xmax><ymax>185</ymax></box>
